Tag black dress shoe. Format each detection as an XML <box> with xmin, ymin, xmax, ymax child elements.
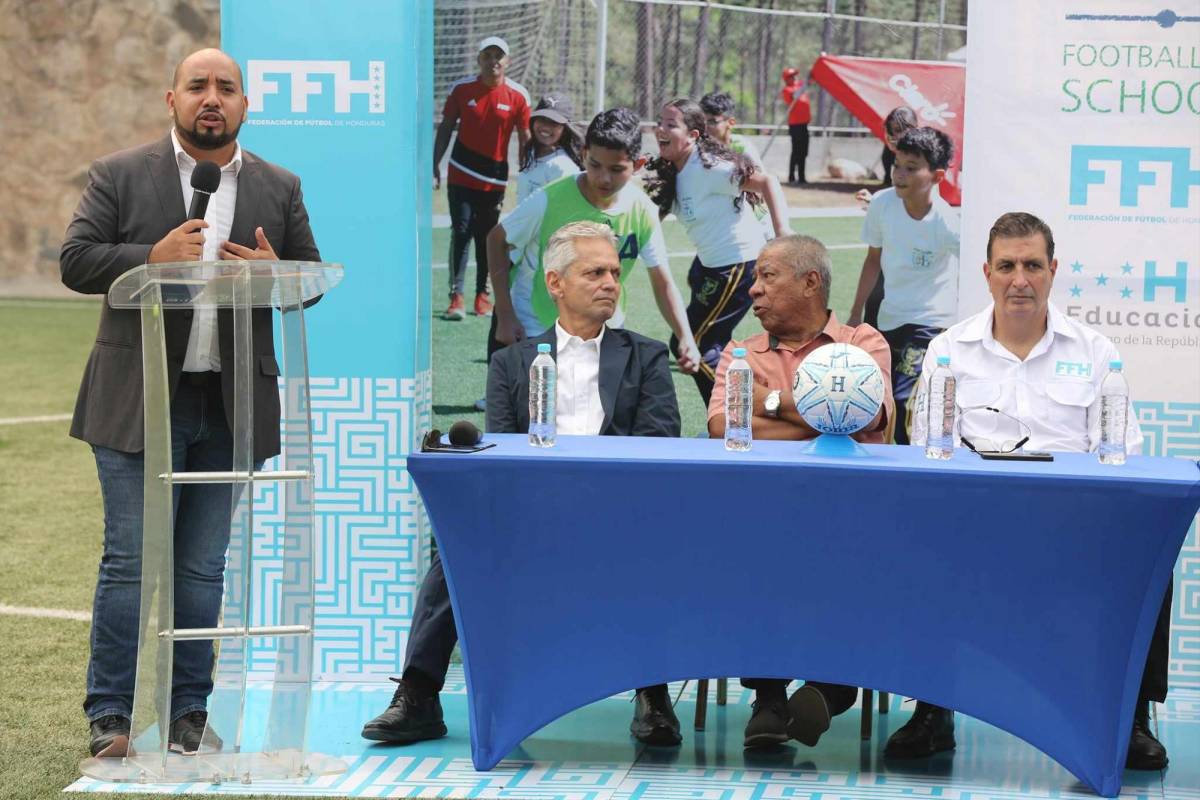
<box><xmin>744</xmin><ymin>693</ymin><xmax>789</xmax><ymax>748</ymax></box>
<box><xmin>88</xmin><ymin>714</ymin><xmax>130</xmax><ymax>757</ymax></box>
<box><xmin>1126</xmin><ymin>702</ymin><xmax>1168</xmax><ymax>770</ymax></box>
<box><xmin>884</xmin><ymin>701</ymin><xmax>955</xmax><ymax>758</ymax></box>
<box><xmin>630</xmin><ymin>685</ymin><xmax>682</xmax><ymax>746</ymax></box>
<box><xmin>362</xmin><ymin>678</ymin><xmax>448</xmax><ymax>743</ymax></box>
<box><xmin>169</xmin><ymin>710</ymin><xmax>223</xmax><ymax>754</ymax></box>
<box><xmin>787</xmin><ymin>684</ymin><xmax>832</xmax><ymax>747</ymax></box>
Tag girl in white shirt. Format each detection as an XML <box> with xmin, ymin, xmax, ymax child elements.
<box><xmin>516</xmin><ymin>93</ymin><xmax>584</xmax><ymax>203</ymax></box>
<box><xmin>644</xmin><ymin>98</ymin><xmax>790</xmax><ymax>406</ymax></box>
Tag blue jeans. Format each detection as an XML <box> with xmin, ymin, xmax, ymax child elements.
<box><xmin>86</xmin><ymin>377</ymin><xmax>256</xmax><ymax>723</ymax></box>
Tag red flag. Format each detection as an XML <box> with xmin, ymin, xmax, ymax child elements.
<box><xmin>811</xmin><ymin>55</ymin><xmax>965</xmax><ymax>206</ymax></box>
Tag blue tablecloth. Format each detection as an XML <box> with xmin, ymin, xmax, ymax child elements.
<box><xmin>408</xmin><ymin>435</ymin><xmax>1200</xmax><ymax>796</ymax></box>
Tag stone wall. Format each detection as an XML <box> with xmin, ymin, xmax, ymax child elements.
<box><xmin>0</xmin><ymin>0</ymin><xmax>220</xmax><ymax>294</ymax></box>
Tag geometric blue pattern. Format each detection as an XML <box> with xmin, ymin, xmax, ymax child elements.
<box><xmin>240</xmin><ymin>373</ymin><xmax>431</xmax><ymax>678</ymax></box>
<box><xmin>1135</xmin><ymin>401</ymin><xmax>1200</xmax><ymax>691</ymax></box>
<box><xmin>66</xmin><ymin>678</ymin><xmax>1200</xmax><ymax>799</ymax></box>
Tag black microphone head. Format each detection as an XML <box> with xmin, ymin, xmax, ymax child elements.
<box><xmin>448</xmin><ymin>420</ymin><xmax>482</xmax><ymax>447</ymax></box>
<box><xmin>191</xmin><ymin>160</ymin><xmax>222</xmax><ymax>193</ymax></box>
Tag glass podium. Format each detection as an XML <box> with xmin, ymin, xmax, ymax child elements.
<box><xmin>80</xmin><ymin>261</ymin><xmax>345</xmax><ymax>785</ymax></box>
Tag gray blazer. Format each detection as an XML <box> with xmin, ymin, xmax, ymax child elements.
<box><xmin>486</xmin><ymin>326</ymin><xmax>681</xmax><ymax>438</ymax></box>
<box><xmin>60</xmin><ymin>135</ymin><xmax>321</xmax><ymax>460</ymax></box>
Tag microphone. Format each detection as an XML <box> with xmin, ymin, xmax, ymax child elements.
<box><xmin>448</xmin><ymin>420</ymin><xmax>483</xmax><ymax>447</ymax></box>
<box><xmin>187</xmin><ymin>160</ymin><xmax>222</xmax><ymax>220</ymax></box>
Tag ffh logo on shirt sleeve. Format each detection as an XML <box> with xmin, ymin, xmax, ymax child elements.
<box><xmin>248</xmin><ymin>60</ymin><xmax>385</xmax><ymax>115</ymax></box>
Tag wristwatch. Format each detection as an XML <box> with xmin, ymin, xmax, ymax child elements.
<box><xmin>764</xmin><ymin>389</ymin><xmax>782</xmax><ymax>419</ymax></box>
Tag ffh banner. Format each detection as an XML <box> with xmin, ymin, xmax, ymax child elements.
<box><xmin>962</xmin><ymin>2</ymin><xmax>1200</xmax><ymax>688</ymax></box>
<box><xmin>222</xmin><ymin>1</ymin><xmax>434</xmax><ymax>679</ymax></box>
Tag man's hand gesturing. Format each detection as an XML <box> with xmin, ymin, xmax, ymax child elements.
<box><xmin>220</xmin><ymin>227</ymin><xmax>280</xmax><ymax>261</ymax></box>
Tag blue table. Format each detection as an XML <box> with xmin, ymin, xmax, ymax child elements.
<box><xmin>407</xmin><ymin>435</ymin><xmax>1200</xmax><ymax>796</ymax></box>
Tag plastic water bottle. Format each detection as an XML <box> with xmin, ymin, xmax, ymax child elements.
<box><xmin>924</xmin><ymin>355</ymin><xmax>955</xmax><ymax>460</ymax></box>
<box><xmin>1098</xmin><ymin>360</ymin><xmax>1128</xmax><ymax>466</ymax></box>
<box><xmin>724</xmin><ymin>347</ymin><xmax>753</xmax><ymax>451</ymax></box>
<box><xmin>528</xmin><ymin>343</ymin><xmax>556</xmax><ymax>448</ymax></box>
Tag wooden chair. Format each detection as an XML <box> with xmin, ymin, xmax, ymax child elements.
<box><xmin>693</xmin><ymin>678</ymin><xmax>726</xmax><ymax>730</ymax></box>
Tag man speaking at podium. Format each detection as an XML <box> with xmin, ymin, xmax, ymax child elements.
<box><xmin>60</xmin><ymin>48</ymin><xmax>321</xmax><ymax>759</ymax></box>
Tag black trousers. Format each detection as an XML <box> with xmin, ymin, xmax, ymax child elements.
<box><xmin>1140</xmin><ymin>578</ymin><xmax>1173</xmax><ymax>704</ymax></box>
<box><xmin>447</xmin><ymin>184</ymin><xmax>504</xmax><ymax>298</ymax></box>
<box><xmin>670</xmin><ymin>258</ymin><xmax>757</xmax><ymax>409</ymax></box>
<box><xmin>401</xmin><ymin>552</ymin><xmax>666</xmax><ymax>697</ymax></box>
<box><xmin>788</xmin><ymin>123</ymin><xmax>810</xmax><ymax>183</ymax></box>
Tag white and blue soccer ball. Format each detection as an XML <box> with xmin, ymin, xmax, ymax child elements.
<box><xmin>792</xmin><ymin>343</ymin><xmax>885</xmax><ymax>435</ymax></box>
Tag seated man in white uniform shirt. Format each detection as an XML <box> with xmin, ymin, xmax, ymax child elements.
<box><xmin>898</xmin><ymin>211</ymin><xmax>1169</xmax><ymax>771</ymax></box>
<box><xmin>362</xmin><ymin>221</ymin><xmax>683</xmax><ymax>749</ymax></box>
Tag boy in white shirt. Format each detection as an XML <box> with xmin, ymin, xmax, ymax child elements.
<box><xmin>848</xmin><ymin>127</ymin><xmax>959</xmax><ymax>444</ymax></box>
<box><xmin>699</xmin><ymin>91</ymin><xmax>764</xmax><ymax>168</ymax></box>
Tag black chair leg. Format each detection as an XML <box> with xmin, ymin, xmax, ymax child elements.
<box><xmin>861</xmin><ymin>688</ymin><xmax>873</xmax><ymax>740</ymax></box>
<box><xmin>717</xmin><ymin>678</ymin><xmax>727</xmax><ymax>706</ymax></box>
<box><xmin>879</xmin><ymin>690</ymin><xmax>889</xmax><ymax>714</ymax></box>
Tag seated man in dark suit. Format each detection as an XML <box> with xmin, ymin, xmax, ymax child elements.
<box><xmin>363</xmin><ymin>220</ymin><xmax>683</xmax><ymax>746</ymax></box>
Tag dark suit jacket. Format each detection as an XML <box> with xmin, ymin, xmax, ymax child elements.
<box><xmin>485</xmin><ymin>326</ymin><xmax>681</xmax><ymax>438</ymax></box>
<box><xmin>60</xmin><ymin>135</ymin><xmax>321</xmax><ymax>460</ymax></box>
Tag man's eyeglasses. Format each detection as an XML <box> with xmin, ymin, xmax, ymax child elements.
<box><xmin>957</xmin><ymin>406</ymin><xmax>1032</xmax><ymax>454</ymax></box>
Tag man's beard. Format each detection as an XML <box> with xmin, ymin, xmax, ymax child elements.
<box><xmin>175</xmin><ymin>113</ymin><xmax>240</xmax><ymax>151</ymax></box>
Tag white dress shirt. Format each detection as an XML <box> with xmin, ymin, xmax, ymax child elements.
<box><xmin>170</xmin><ymin>129</ymin><xmax>243</xmax><ymax>372</ymax></box>
<box><xmin>911</xmin><ymin>303</ymin><xmax>1144</xmax><ymax>454</ymax></box>
<box><xmin>554</xmin><ymin>321</ymin><xmax>605</xmax><ymax>436</ymax></box>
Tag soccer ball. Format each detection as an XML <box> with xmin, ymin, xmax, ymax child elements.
<box><xmin>792</xmin><ymin>343</ymin><xmax>885</xmax><ymax>435</ymax></box>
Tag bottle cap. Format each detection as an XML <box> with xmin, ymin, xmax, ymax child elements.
<box><xmin>537</xmin><ymin>343</ymin><xmax>551</xmax><ymax>354</ymax></box>
<box><xmin>936</xmin><ymin>355</ymin><xmax>950</xmax><ymax>366</ymax></box>
<box><xmin>732</xmin><ymin>347</ymin><xmax>747</xmax><ymax>358</ymax></box>
<box><xmin>1109</xmin><ymin>359</ymin><xmax>1122</xmax><ymax>369</ymax></box>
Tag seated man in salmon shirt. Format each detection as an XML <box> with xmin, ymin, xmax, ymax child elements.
<box><xmin>707</xmin><ymin>234</ymin><xmax>894</xmax><ymax>751</ymax></box>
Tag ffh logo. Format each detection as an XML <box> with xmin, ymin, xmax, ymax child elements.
<box><xmin>831</xmin><ymin>376</ymin><xmax>847</xmax><ymax>393</ymax></box>
<box><xmin>248</xmin><ymin>60</ymin><xmax>385</xmax><ymax>114</ymax></box>
<box><xmin>1069</xmin><ymin>145</ymin><xmax>1199</xmax><ymax>208</ymax></box>
<box><xmin>1054</xmin><ymin>360</ymin><xmax>1093</xmax><ymax>378</ymax></box>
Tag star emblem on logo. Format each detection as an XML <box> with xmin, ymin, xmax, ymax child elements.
<box><xmin>1069</xmin><ymin>285</ymin><xmax>1082</xmax><ymax>298</ymax></box>
<box><xmin>1120</xmin><ymin>286</ymin><xmax>1133</xmax><ymax>299</ymax></box>
<box><xmin>1120</xmin><ymin>262</ymin><xmax>1134</xmax><ymax>275</ymax></box>
<box><xmin>1070</xmin><ymin>261</ymin><xmax>1084</xmax><ymax>274</ymax></box>
<box><xmin>1095</xmin><ymin>274</ymin><xmax>1108</xmax><ymax>286</ymax></box>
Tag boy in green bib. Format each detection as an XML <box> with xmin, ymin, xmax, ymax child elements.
<box><xmin>485</xmin><ymin>107</ymin><xmax>700</xmax><ymax>374</ymax></box>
